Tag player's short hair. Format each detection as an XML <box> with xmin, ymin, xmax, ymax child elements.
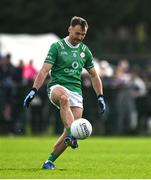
<box><xmin>70</xmin><ymin>16</ymin><xmax>88</xmax><ymax>30</ymax></box>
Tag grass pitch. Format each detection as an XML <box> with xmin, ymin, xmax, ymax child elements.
<box><xmin>1</xmin><ymin>136</ymin><xmax>151</xmax><ymax>179</ymax></box>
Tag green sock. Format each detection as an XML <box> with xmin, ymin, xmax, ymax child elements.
<box><xmin>48</xmin><ymin>152</ymin><xmax>59</xmax><ymax>162</ymax></box>
<box><xmin>66</xmin><ymin>127</ymin><xmax>71</xmax><ymax>136</ymax></box>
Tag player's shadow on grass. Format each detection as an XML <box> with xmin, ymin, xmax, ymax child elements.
<box><xmin>0</xmin><ymin>168</ymin><xmax>67</xmax><ymax>171</ymax></box>
<box><xmin>0</xmin><ymin>168</ymin><xmax>42</xmax><ymax>171</ymax></box>
<box><xmin>57</xmin><ymin>168</ymin><xmax>67</xmax><ymax>171</ymax></box>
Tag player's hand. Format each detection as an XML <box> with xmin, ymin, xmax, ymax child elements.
<box><xmin>98</xmin><ymin>95</ymin><xmax>106</xmax><ymax>114</ymax></box>
<box><xmin>23</xmin><ymin>88</ymin><xmax>37</xmax><ymax>108</ymax></box>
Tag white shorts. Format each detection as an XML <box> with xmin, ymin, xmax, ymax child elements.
<box><xmin>48</xmin><ymin>84</ymin><xmax>83</xmax><ymax>109</ymax></box>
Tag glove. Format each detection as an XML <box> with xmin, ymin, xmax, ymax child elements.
<box><xmin>23</xmin><ymin>88</ymin><xmax>37</xmax><ymax>108</ymax></box>
<box><xmin>98</xmin><ymin>95</ymin><xmax>106</xmax><ymax>114</ymax></box>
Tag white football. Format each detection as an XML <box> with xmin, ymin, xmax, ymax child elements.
<box><xmin>71</xmin><ymin>118</ymin><xmax>92</xmax><ymax>140</ymax></box>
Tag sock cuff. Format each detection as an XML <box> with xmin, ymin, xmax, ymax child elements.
<box><xmin>66</xmin><ymin>127</ymin><xmax>71</xmax><ymax>136</ymax></box>
<box><xmin>48</xmin><ymin>152</ymin><xmax>59</xmax><ymax>162</ymax></box>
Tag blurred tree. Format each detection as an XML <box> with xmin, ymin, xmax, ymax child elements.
<box><xmin>0</xmin><ymin>0</ymin><xmax>151</xmax><ymax>56</ymax></box>
<box><xmin>1</xmin><ymin>0</ymin><xmax>151</xmax><ymax>34</ymax></box>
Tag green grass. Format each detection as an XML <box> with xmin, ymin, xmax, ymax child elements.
<box><xmin>1</xmin><ymin>136</ymin><xmax>151</xmax><ymax>179</ymax></box>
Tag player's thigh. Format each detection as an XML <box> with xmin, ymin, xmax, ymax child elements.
<box><xmin>71</xmin><ymin>107</ymin><xmax>83</xmax><ymax>120</ymax></box>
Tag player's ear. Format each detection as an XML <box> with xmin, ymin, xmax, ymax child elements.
<box><xmin>68</xmin><ymin>26</ymin><xmax>72</xmax><ymax>33</ymax></box>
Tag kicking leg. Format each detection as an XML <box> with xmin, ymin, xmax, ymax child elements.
<box><xmin>51</xmin><ymin>107</ymin><xmax>83</xmax><ymax>154</ymax></box>
<box><xmin>42</xmin><ymin>106</ymin><xmax>83</xmax><ymax>169</ymax></box>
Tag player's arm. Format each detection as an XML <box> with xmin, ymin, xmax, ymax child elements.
<box><xmin>33</xmin><ymin>63</ymin><xmax>52</xmax><ymax>90</ymax></box>
<box><xmin>87</xmin><ymin>67</ymin><xmax>103</xmax><ymax>96</ymax></box>
<box><xmin>87</xmin><ymin>67</ymin><xmax>106</xmax><ymax>114</ymax></box>
<box><xmin>23</xmin><ymin>63</ymin><xmax>52</xmax><ymax>108</ymax></box>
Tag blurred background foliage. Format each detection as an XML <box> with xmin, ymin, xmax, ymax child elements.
<box><xmin>0</xmin><ymin>0</ymin><xmax>151</xmax><ymax>33</ymax></box>
<box><xmin>0</xmin><ymin>0</ymin><xmax>151</xmax><ymax>60</ymax></box>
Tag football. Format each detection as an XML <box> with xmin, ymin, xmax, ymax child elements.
<box><xmin>71</xmin><ymin>118</ymin><xmax>92</xmax><ymax>139</ymax></box>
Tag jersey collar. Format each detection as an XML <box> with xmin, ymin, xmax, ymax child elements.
<box><xmin>64</xmin><ymin>36</ymin><xmax>80</xmax><ymax>48</ymax></box>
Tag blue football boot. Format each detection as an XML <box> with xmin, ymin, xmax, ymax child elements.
<box><xmin>42</xmin><ymin>160</ymin><xmax>55</xmax><ymax>170</ymax></box>
<box><xmin>64</xmin><ymin>135</ymin><xmax>78</xmax><ymax>149</ymax></box>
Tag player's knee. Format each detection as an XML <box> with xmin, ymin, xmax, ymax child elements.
<box><xmin>51</xmin><ymin>87</ymin><xmax>68</xmax><ymax>106</ymax></box>
<box><xmin>60</xmin><ymin>95</ymin><xmax>69</xmax><ymax>107</ymax></box>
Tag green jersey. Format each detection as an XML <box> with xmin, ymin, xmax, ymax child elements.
<box><xmin>45</xmin><ymin>37</ymin><xmax>94</xmax><ymax>95</ymax></box>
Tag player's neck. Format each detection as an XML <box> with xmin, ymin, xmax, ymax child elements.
<box><xmin>65</xmin><ymin>36</ymin><xmax>79</xmax><ymax>48</ymax></box>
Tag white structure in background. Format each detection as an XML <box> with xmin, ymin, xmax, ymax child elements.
<box><xmin>0</xmin><ymin>33</ymin><xmax>60</xmax><ymax>70</ymax></box>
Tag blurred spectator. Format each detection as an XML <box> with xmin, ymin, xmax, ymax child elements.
<box><xmin>22</xmin><ymin>60</ymin><xmax>37</xmax><ymax>80</ymax></box>
<box><xmin>139</xmin><ymin>62</ymin><xmax>151</xmax><ymax>134</ymax></box>
<box><xmin>99</xmin><ymin>60</ymin><xmax>114</xmax><ymax>78</ymax></box>
<box><xmin>0</xmin><ymin>54</ymin><xmax>16</xmax><ymax>134</ymax></box>
<box><xmin>130</xmin><ymin>65</ymin><xmax>147</xmax><ymax>134</ymax></box>
<box><xmin>13</xmin><ymin>60</ymin><xmax>24</xmax><ymax>83</ymax></box>
<box><xmin>111</xmin><ymin>59</ymin><xmax>135</xmax><ymax>135</ymax></box>
<box><xmin>29</xmin><ymin>87</ymin><xmax>46</xmax><ymax>135</ymax></box>
<box><xmin>98</xmin><ymin>60</ymin><xmax>116</xmax><ymax>135</ymax></box>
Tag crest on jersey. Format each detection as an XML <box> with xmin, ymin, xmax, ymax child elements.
<box><xmin>80</xmin><ymin>52</ymin><xmax>85</xmax><ymax>58</ymax></box>
<box><xmin>73</xmin><ymin>52</ymin><xmax>77</xmax><ymax>57</ymax></box>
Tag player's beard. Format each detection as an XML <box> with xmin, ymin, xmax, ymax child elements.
<box><xmin>68</xmin><ymin>35</ymin><xmax>82</xmax><ymax>46</ymax></box>
<box><xmin>73</xmin><ymin>39</ymin><xmax>82</xmax><ymax>45</ymax></box>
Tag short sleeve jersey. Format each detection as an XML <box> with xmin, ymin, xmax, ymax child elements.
<box><xmin>45</xmin><ymin>38</ymin><xmax>94</xmax><ymax>95</ymax></box>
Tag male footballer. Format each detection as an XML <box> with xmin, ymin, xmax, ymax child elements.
<box><xmin>24</xmin><ymin>16</ymin><xmax>106</xmax><ymax>169</ymax></box>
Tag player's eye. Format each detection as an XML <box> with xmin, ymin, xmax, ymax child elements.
<box><xmin>75</xmin><ymin>32</ymin><xmax>86</xmax><ymax>37</ymax></box>
<box><xmin>75</xmin><ymin>32</ymin><xmax>81</xmax><ymax>35</ymax></box>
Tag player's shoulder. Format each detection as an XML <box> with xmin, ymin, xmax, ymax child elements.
<box><xmin>49</xmin><ymin>39</ymin><xmax>64</xmax><ymax>50</ymax></box>
<box><xmin>53</xmin><ymin>39</ymin><xmax>65</xmax><ymax>50</ymax></box>
<box><xmin>80</xmin><ymin>42</ymin><xmax>91</xmax><ymax>52</ymax></box>
<box><xmin>79</xmin><ymin>42</ymin><xmax>92</xmax><ymax>56</ymax></box>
